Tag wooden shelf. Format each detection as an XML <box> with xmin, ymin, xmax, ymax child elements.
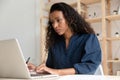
<box><xmin>106</xmin><ymin>37</ymin><xmax>120</xmax><ymax>40</ymax></box>
<box><xmin>85</xmin><ymin>17</ymin><xmax>101</xmax><ymax>23</ymax></box>
<box><xmin>70</xmin><ymin>2</ymin><xmax>77</xmax><ymax>7</ymax></box>
<box><xmin>44</xmin><ymin>1</ymin><xmax>79</xmax><ymax>11</ymax></box>
<box><xmin>44</xmin><ymin>0</ymin><xmax>101</xmax><ymax>12</ymax></box>
<box><xmin>81</xmin><ymin>0</ymin><xmax>101</xmax><ymax>5</ymax></box>
<box><xmin>107</xmin><ymin>60</ymin><xmax>120</xmax><ymax>63</ymax></box>
<box><xmin>70</xmin><ymin>0</ymin><xmax>101</xmax><ymax>5</ymax></box>
<box><xmin>44</xmin><ymin>1</ymin><xmax>85</xmax><ymax>13</ymax></box>
<box><xmin>65</xmin><ymin>0</ymin><xmax>101</xmax><ymax>6</ymax></box>
<box><xmin>106</xmin><ymin>15</ymin><xmax>120</xmax><ymax>21</ymax></box>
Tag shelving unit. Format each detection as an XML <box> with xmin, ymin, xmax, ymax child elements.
<box><xmin>106</xmin><ymin>37</ymin><xmax>120</xmax><ymax>40</ymax></box>
<box><xmin>81</xmin><ymin>0</ymin><xmax>101</xmax><ymax>5</ymax></box>
<box><xmin>107</xmin><ymin>60</ymin><xmax>120</xmax><ymax>63</ymax></box>
<box><xmin>41</xmin><ymin>0</ymin><xmax>120</xmax><ymax>75</ymax></box>
<box><xmin>79</xmin><ymin>0</ymin><xmax>108</xmax><ymax>75</ymax></box>
<box><xmin>86</xmin><ymin>17</ymin><xmax>102</xmax><ymax>23</ymax></box>
<box><xmin>106</xmin><ymin>14</ymin><xmax>120</xmax><ymax>21</ymax></box>
<box><xmin>105</xmin><ymin>0</ymin><xmax>120</xmax><ymax>75</ymax></box>
<box><xmin>81</xmin><ymin>0</ymin><xmax>120</xmax><ymax>75</ymax></box>
<box><xmin>40</xmin><ymin>16</ymin><xmax>47</xmax><ymax>62</ymax></box>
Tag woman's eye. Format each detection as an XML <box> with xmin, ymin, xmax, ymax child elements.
<box><xmin>57</xmin><ymin>19</ymin><xmax>61</xmax><ymax>22</ymax></box>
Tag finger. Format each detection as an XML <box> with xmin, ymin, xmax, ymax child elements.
<box><xmin>36</xmin><ymin>66</ymin><xmax>43</xmax><ymax>72</ymax></box>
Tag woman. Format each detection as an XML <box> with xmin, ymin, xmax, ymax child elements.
<box><xmin>28</xmin><ymin>2</ymin><xmax>101</xmax><ymax>75</ymax></box>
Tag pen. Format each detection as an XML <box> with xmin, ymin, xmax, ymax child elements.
<box><xmin>26</xmin><ymin>57</ymin><xmax>30</xmax><ymax>64</ymax></box>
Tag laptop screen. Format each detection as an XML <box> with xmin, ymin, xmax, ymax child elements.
<box><xmin>0</xmin><ymin>39</ymin><xmax>31</xmax><ymax>79</ymax></box>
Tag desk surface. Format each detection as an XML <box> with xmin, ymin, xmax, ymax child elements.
<box><xmin>0</xmin><ymin>75</ymin><xmax>120</xmax><ymax>80</ymax></box>
<box><xmin>59</xmin><ymin>75</ymin><xmax>120</xmax><ymax>80</ymax></box>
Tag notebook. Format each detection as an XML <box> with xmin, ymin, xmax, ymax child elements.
<box><xmin>0</xmin><ymin>39</ymin><xmax>58</xmax><ymax>79</ymax></box>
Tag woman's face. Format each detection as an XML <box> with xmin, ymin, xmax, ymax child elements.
<box><xmin>49</xmin><ymin>10</ymin><xmax>70</xmax><ymax>35</ymax></box>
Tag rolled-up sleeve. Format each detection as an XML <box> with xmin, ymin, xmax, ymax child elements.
<box><xmin>74</xmin><ymin>34</ymin><xmax>101</xmax><ymax>74</ymax></box>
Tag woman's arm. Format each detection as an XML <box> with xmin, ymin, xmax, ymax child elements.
<box><xmin>46</xmin><ymin>68</ymin><xmax>76</xmax><ymax>75</ymax></box>
<box><xmin>73</xmin><ymin>34</ymin><xmax>101</xmax><ymax>74</ymax></box>
<box><xmin>35</xmin><ymin>63</ymin><xmax>76</xmax><ymax>75</ymax></box>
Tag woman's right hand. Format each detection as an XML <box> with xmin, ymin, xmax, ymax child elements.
<box><xmin>27</xmin><ymin>63</ymin><xmax>36</xmax><ymax>71</ymax></box>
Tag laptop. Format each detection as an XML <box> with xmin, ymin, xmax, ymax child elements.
<box><xmin>0</xmin><ymin>39</ymin><xmax>58</xmax><ymax>79</ymax></box>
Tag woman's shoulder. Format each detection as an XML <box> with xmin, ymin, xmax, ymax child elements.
<box><xmin>71</xmin><ymin>33</ymin><xmax>97</xmax><ymax>43</ymax></box>
<box><xmin>77</xmin><ymin>33</ymin><xmax>98</xmax><ymax>42</ymax></box>
<box><xmin>77</xmin><ymin>33</ymin><xmax>96</xmax><ymax>38</ymax></box>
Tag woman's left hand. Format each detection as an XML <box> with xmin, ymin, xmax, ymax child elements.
<box><xmin>35</xmin><ymin>63</ymin><xmax>59</xmax><ymax>75</ymax></box>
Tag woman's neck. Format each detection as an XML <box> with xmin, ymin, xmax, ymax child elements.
<box><xmin>64</xmin><ymin>30</ymin><xmax>73</xmax><ymax>40</ymax></box>
<box><xmin>63</xmin><ymin>29</ymin><xmax>73</xmax><ymax>48</ymax></box>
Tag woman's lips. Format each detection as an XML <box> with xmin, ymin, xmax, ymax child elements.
<box><xmin>55</xmin><ymin>29</ymin><xmax>61</xmax><ymax>33</ymax></box>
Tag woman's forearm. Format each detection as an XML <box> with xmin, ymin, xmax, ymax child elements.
<box><xmin>58</xmin><ymin>68</ymin><xmax>76</xmax><ymax>75</ymax></box>
<box><xmin>46</xmin><ymin>67</ymin><xmax>76</xmax><ymax>75</ymax></box>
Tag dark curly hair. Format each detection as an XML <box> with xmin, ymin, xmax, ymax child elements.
<box><xmin>45</xmin><ymin>2</ymin><xmax>95</xmax><ymax>51</ymax></box>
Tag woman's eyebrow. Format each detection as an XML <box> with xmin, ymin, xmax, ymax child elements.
<box><xmin>50</xmin><ymin>17</ymin><xmax>61</xmax><ymax>21</ymax></box>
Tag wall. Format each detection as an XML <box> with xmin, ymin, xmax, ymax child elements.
<box><xmin>0</xmin><ymin>0</ymin><xmax>40</xmax><ymax>65</ymax></box>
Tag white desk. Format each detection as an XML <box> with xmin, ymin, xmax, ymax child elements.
<box><xmin>0</xmin><ymin>75</ymin><xmax>120</xmax><ymax>80</ymax></box>
<box><xmin>58</xmin><ymin>75</ymin><xmax>120</xmax><ymax>80</ymax></box>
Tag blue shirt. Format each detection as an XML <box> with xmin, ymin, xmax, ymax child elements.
<box><xmin>46</xmin><ymin>34</ymin><xmax>101</xmax><ymax>74</ymax></box>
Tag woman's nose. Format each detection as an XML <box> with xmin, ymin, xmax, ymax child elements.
<box><xmin>53</xmin><ymin>22</ymin><xmax>58</xmax><ymax>28</ymax></box>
